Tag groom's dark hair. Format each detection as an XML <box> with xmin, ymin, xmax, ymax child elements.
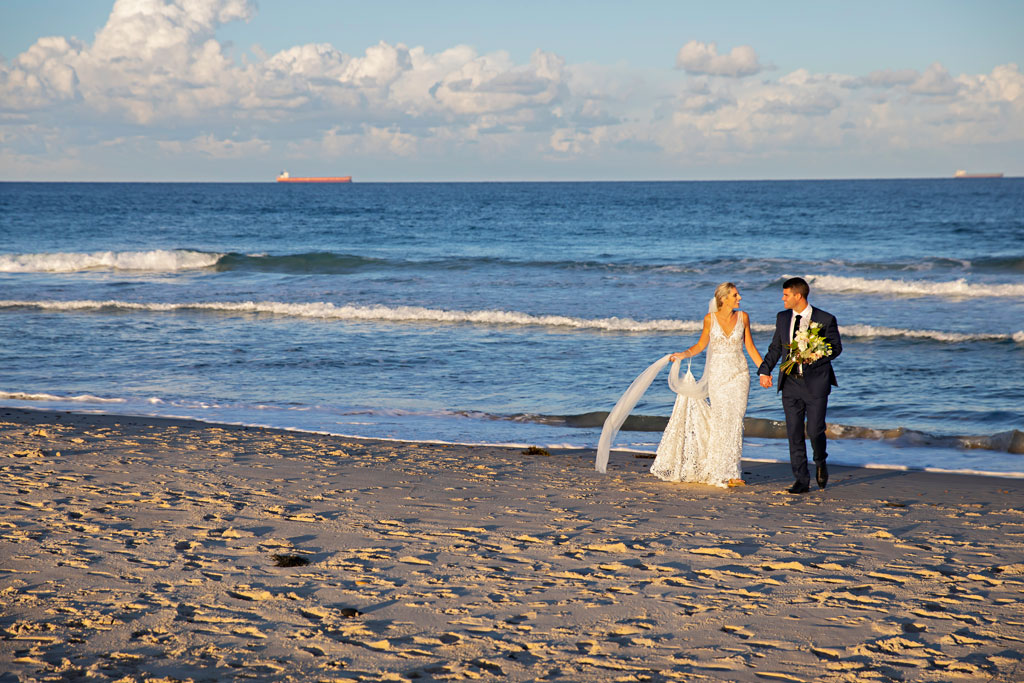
<box><xmin>783</xmin><ymin>277</ymin><xmax>810</xmax><ymax>298</ymax></box>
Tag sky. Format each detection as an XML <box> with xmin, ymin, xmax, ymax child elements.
<box><xmin>1</xmin><ymin>0</ymin><xmax>1022</xmax><ymax>181</ymax></box>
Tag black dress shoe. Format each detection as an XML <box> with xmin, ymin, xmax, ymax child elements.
<box><xmin>816</xmin><ymin>463</ymin><xmax>829</xmax><ymax>489</ymax></box>
<box><xmin>787</xmin><ymin>482</ymin><xmax>810</xmax><ymax>494</ymax></box>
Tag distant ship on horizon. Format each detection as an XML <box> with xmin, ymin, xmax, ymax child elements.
<box><xmin>276</xmin><ymin>171</ymin><xmax>352</xmax><ymax>183</ymax></box>
<box><xmin>954</xmin><ymin>169</ymin><xmax>1003</xmax><ymax>179</ymax></box>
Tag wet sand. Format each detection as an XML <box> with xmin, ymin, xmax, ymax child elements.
<box><xmin>1</xmin><ymin>407</ymin><xmax>1022</xmax><ymax>681</ymax></box>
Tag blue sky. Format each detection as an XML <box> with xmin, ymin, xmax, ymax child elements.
<box><xmin>1</xmin><ymin>0</ymin><xmax>1022</xmax><ymax>180</ymax></box>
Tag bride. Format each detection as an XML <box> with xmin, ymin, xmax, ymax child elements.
<box><xmin>652</xmin><ymin>282</ymin><xmax>764</xmax><ymax>487</ymax></box>
<box><xmin>595</xmin><ymin>283</ymin><xmax>764</xmax><ymax>488</ymax></box>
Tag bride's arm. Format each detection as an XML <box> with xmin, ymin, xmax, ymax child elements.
<box><xmin>742</xmin><ymin>312</ymin><xmax>764</xmax><ymax>367</ymax></box>
<box><xmin>669</xmin><ymin>314</ymin><xmax>711</xmax><ymax>361</ymax></box>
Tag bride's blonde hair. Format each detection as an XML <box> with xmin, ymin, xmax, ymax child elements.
<box><xmin>713</xmin><ymin>282</ymin><xmax>737</xmax><ymax>311</ymax></box>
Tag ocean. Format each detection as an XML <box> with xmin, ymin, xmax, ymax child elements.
<box><xmin>1</xmin><ymin>180</ymin><xmax>1022</xmax><ymax>476</ymax></box>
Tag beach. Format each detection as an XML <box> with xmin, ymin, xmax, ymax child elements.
<box><xmin>2</xmin><ymin>407</ymin><xmax>1022</xmax><ymax>682</ymax></box>
<box><xmin>3</xmin><ymin>3</ymin><xmax>1023</xmax><ymax>680</ymax></box>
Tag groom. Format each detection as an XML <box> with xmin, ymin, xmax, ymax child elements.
<box><xmin>758</xmin><ymin>277</ymin><xmax>842</xmax><ymax>494</ymax></box>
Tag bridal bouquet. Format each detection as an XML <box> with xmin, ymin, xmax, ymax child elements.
<box><xmin>780</xmin><ymin>322</ymin><xmax>832</xmax><ymax>375</ymax></box>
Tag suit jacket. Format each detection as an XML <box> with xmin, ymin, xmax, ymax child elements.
<box><xmin>758</xmin><ymin>307</ymin><xmax>842</xmax><ymax>396</ymax></box>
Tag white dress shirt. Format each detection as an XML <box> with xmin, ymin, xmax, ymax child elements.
<box><xmin>789</xmin><ymin>304</ymin><xmax>813</xmax><ymax>374</ymax></box>
<box><xmin>789</xmin><ymin>304</ymin><xmax>813</xmax><ymax>343</ymax></box>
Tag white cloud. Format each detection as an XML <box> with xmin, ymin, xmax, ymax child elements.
<box><xmin>430</xmin><ymin>49</ymin><xmax>566</xmax><ymax>115</ymax></box>
<box><xmin>341</xmin><ymin>41</ymin><xmax>413</xmax><ymax>85</ymax></box>
<box><xmin>90</xmin><ymin>0</ymin><xmax>253</xmax><ymax>63</ymax></box>
<box><xmin>185</xmin><ymin>133</ymin><xmax>270</xmax><ymax>158</ymax></box>
<box><xmin>844</xmin><ymin>68</ymin><xmax>918</xmax><ymax>89</ymax></box>
<box><xmin>0</xmin><ymin>0</ymin><xmax>258</xmax><ymax>123</ymax></box>
<box><xmin>291</xmin><ymin>124</ymin><xmax>418</xmax><ymax>158</ymax></box>
<box><xmin>908</xmin><ymin>62</ymin><xmax>961</xmax><ymax>96</ymax></box>
<box><xmin>0</xmin><ymin>36</ymin><xmax>84</xmax><ymax>109</ymax></box>
<box><xmin>548</xmin><ymin>125</ymin><xmax>613</xmax><ymax>156</ymax></box>
<box><xmin>365</xmin><ymin>125</ymin><xmax>418</xmax><ymax>156</ymax></box>
<box><xmin>843</xmin><ymin>63</ymin><xmax>965</xmax><ymax>98</ymax></box>
<box><xmin>675</xmin><ymin>40</ymin><xmax>763</xmax><ymax>77</ymax></box>
<box><xmin>978</xmin><ymin>63</ymin><xmax>1024</xmax><ymax>101</ymax></box>
<box><xmin>0</xmin><ymin>1</ymin><xmax>1021</xmax><ymax>179</ymax></box>
<box><xmin>660</xmin><ymin>61</ymin><xmax>1024</xmax><ymax>165</ymax></box>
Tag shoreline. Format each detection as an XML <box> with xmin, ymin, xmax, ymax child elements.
<box><xmin>2</xmin><ymin>177</ymin><xmax>1020</xmax><ymax>184</ymax></box>
<box><xmin>4</xmin><ymin>403</ymin><xmax>1023</xmax><ymax>480</ymax></box>
<box><xmin>2</xmin><ymin>407</ymin><xmax>1023</xmax><ymax>681</ymax></box>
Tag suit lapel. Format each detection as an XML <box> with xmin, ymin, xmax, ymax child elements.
<box><xmin>776</xmin><ymin>311</ymin><xmax>794</xmax><ymax>391</ymax></box>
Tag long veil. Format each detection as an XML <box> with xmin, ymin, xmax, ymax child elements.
<box><xmin>595</xmin><ymin>297</ymin><xmax>717</xmax><ymax>473</ymax></box>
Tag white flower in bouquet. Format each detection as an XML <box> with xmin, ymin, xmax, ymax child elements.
<box><xmin>780</xmin><ymin>322</ymin><xmax>832</xmax><ymax>375</ymax></box>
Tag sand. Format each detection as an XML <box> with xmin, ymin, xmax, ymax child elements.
<box><xmin>1</xmin><ymin>406</ymin><xmax>1022</xmax><ymax>682</ymax></box>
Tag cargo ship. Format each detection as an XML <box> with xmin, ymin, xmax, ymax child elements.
<box><xmin>954</xmin><ymin>170</ymin><xmax>1003</xmax><ymax>179</ymax></box>
<box><xmin>276</xmin><ymin>171</ymin><xmax>352</xmax><ymax>183</ymax></box>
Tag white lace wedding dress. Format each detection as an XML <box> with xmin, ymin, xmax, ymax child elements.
<box><xmin>650</xmin><ymin>314</ymin><xmax>748</xmax><ymax>486</ymax></box>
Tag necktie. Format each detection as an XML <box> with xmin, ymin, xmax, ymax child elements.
<box><xmin>793</xmin><ymin>314</ymin><xmax>803</xmax><ymax>375</ymax></box>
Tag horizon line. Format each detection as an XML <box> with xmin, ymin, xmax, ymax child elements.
<box><xmin>0</xmin><ymin>175</ymin><xmax>1017</xmax><ymax>184</ymax></box>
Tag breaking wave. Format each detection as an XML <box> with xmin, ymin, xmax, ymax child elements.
<box><xmin>0</xmin><ymin>299</ymin><xmax>702</xmax><ymax>332</ymax></box>
<box><xmin>0</xmin><ymin>250</ymin><xmax>223</xmax><ymax>273</ymax></box>
<box><xmin>803</xmin><ymin>274</ymin><xmax>1024</xmax><ymax>298</ymax></box>
<box><xmin>8</xmin><ymin>250</ymin><xmax>1024</xmax><ymax>279</ymax></box>
<box><xmin>0</xmin><ymin>390</ymin><xmax>126</xmax><ymax>404</ymax></box>
<box><xmin>1</xmin><ymin>298</ymin><xmax>1021</xmax><ymax>342</ymax></box>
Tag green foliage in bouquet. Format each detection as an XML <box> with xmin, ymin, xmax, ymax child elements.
<box><xmin>780</xmin><ymin>322</ymin><xmax>832</xmax><ymax>375</ymax></box>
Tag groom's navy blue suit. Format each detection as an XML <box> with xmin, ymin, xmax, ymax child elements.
<box><xmin>758</xmin><ymin>307</ymin><xmax>842</xmax><ymax>487</ymax></box>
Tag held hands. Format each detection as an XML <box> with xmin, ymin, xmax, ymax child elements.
<box><xmin>759</xmin><ymin>374</ymin><xmax>773</xmax><ymax>388</ymax></box>
<box><xmin>669</xmin><ymin>352</ymin><xmax>688</xmax><ymax>362</ymax></box>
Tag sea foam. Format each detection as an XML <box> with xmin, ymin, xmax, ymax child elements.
<box><xmin>0</xmin><ymin>390</ymin><xmax>126</xmax><ymax>404</ymax></box>
<box><xmin>0</xmin><ymin>250</ymin><xmax>222</xmax><ymax>273</ymax></box>
<box><xmin>0</xmin><ymin>299</ymin><xmax>703</xmax><ymax>333</ymax></box>
<box><xmin>803</xmin><ymin>273</ymin><xmax>1024</xmax><ymax>298</ymax></box>
<box><xmin>1</xmin><ymin>298</ymin><xmax>1020</xmax><ymax>343</ymax></box>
